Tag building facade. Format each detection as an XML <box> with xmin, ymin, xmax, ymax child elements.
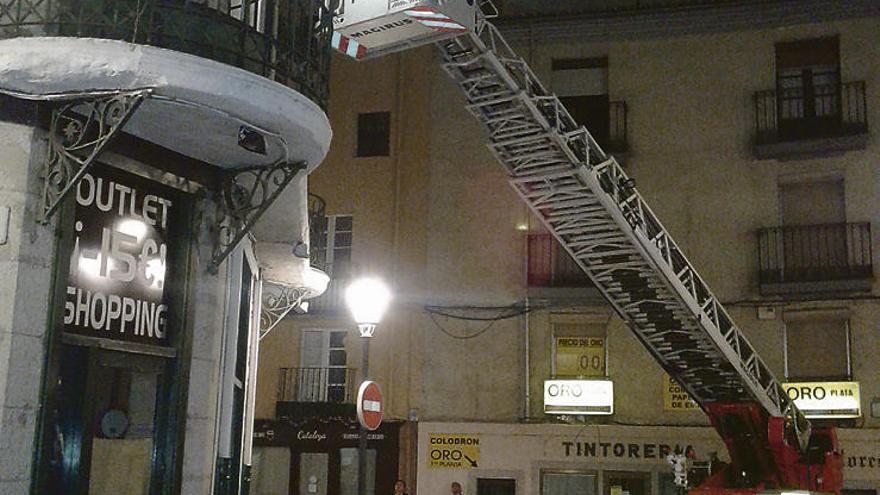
<box><xmin>253</xmin><ymin>2</ymin><xmax>880</xmax><ymax>495</ymax></box>
<box><xmin>0</xmin><ymin>1</ymin><xmax>331</xmax><ymax>493</ymax></box>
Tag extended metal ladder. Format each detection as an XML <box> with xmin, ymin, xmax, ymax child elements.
<box><xmin>437</xmin><ymin>19</ymin><xmax>810</xmax><ymax>448</ymax></box>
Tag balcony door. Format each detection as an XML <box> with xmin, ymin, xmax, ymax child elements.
<box><xmin>776</xmin><ymin>37</ymin><xmax>841</xmax><ymax>140</ymax></box>
<box><xmin>299</xmin><ymin>329</ymin><xmax>349</xmax><ymax>402</ymax></box>
<box><xmin>779</xmin><ymin>179</ymin><xmax>847</xmax><ymax>280</ymax></box>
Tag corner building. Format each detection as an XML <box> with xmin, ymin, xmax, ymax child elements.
<box><xmin>253</xmin><ymin>2</ymin><xmax>880</xmax><ymax>495</ymax></box>
<box><xmin>0</xmin><ymin>1</ymin><xmax>332</xmax><ymax>492</ymax></box>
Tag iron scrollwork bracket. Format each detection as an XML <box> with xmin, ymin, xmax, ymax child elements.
<box><xmin>40</xmin><ymin>90</ymin><xmax>151</xmax><ymax>223</ymax></box>
<box><xmin>260</xmin><ymin>284</ymin><xmax>309</xmax><ymax>338</ymax></box>
<box><xmin>210</xmin><ymin>160</ymin><xmax>308</xmax><ymax>273</ymax></box>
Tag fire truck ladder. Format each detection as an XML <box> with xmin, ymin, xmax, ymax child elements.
<box><xmin>437</xmin><ymin>20</ymin><xmax>810</xmax><ymax>450</ymax></box>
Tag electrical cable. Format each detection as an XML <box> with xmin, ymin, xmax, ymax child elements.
<box><xmin>427</xmin><ymin>312</ymin><xmax>497</xmax><ymax>340</ymax></box>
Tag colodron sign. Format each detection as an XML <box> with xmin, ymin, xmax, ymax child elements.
<box><xmin>357</xmin><ymin>381</ymin><xmax>384</xmax><ymax>431</ymax></box>
<box><xmin>63</xmin><ymin>165</ymin><xmax>180</xmax><ymax>346</ymax></box>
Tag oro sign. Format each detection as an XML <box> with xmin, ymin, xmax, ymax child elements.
<box><xmin>428</xmin><ymin>433</ymin><xmax>480</xmax><ymax>469</ymax></box>
<box><xmin>357</xmin><ymin>381</ymin><xmax>384</xmax><ymax>430</ymax></box>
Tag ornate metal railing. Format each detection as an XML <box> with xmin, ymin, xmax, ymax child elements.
<box><xmin>0</xmin><ymin>0</ymin><xmax>331</xmax><ymax>108</ymax></box>
<box><xmin>754</xmin><ymin>81</ymin><xmax>867</xmax><ymax>145</ymax></box>
<box><xmin>308</xmin><ymin>192</ymin><xmax>328</xmax><ymax>271</ymax></box>
<box><xmin>278</xmin><ymin>366</ymin><xmax>357</xmax><ymax>403</ymax></box>
<box><xmin>527</xmin><ymin>233</ymin><xmax>593</xmax><ymax>288</ymax></box>
<box><xmin>758</xmin><ymin>222</ymin><xmax>873</xmax><ymax>287</ymax></box>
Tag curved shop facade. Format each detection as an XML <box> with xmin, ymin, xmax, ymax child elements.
<box><xmin>0</xmin><ymin>2</ymin><xmax>332</xmax><ymax>492</ymax></box>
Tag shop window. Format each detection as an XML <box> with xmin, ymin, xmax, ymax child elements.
<box><xmin>604</xmin><ymin>471</ymin><xmax>650</xmax><ymax>495</ymax></box>
<box><xmin>357</xmin><ymin>112</ymin><xmax>391</xmax><ymax>157</ymax></box>
<box><xmin>340</xmin><ymin>448</ymin><xmax>377</xmax><ymax>495</ymax></box>
<box><xmin>784</xmin><ymin>314</ymin><xmax>851</xmax><ymax>381</ymax></box>
<box><xmin>553</xmin><ymin>322</ymin><xmax>607</xmax><ymax>378</ymax></box>
<box><xmin>252</xmin><ymin>447</ymin><xmax>292</xmax><ymax>493</ymax></box>
<box><xmin>542</xmin><ymin>472</ymin><xmax>597</xmax><ymax>495</ymax></box>
<box><xmin>478</xmin><ymin>478</ymin><xmax>516</xmax><ymax>495</ymax></box>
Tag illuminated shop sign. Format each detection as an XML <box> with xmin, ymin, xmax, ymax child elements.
<box><xmin>64</xmin><ymin>165</ymin><xmax>179</xmax><ymax>346</ymax></box>
<box><xmin>544</xmin><ymin>379</ymin><xmax>613</xmax><ymax>415</ymax></box>
<box><xmin>782</xmin><ymin>382</ymin><xmax>861</xmax><ymax>419</ymax></box>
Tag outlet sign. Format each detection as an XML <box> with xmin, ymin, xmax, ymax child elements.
<box><xmin>782</xmin><ymin>381</ymin><xmax>861</xmax><ymax>419</ymax></box>
<box><xmin>63</xmin><ymin>165</ymin><xmax>182</xmax><ymax>346</ymax></box>
<box><xmin>544</xmin><ymin>379</ymin><xmax>614</xmax><ymax>415</ymax></box>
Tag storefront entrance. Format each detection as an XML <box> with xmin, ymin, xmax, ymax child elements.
<box><xmin>35</xmin><ymin>162</ymin><xmax>194</xmax><ymax>494</ymax></box>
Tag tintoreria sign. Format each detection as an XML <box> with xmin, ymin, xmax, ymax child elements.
<box><xmin>64</xmin><ymin>165</ymin><xmax>178</xmax><ymax>346</ymax></box>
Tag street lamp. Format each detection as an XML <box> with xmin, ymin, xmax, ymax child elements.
<box><xmin>345</xmin><ymin>277</ymin><xmax>391</xmax><ymax>495</ymax></box>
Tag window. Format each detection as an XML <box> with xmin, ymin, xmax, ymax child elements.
<box><xmin>325</xmin><ymin>215</ymin><xmax>353</xmax><ymax>279</ymax></box>
<box><xmin>551</xmin><ymin>57</ymin><xmax>611</xmax><ymax>146</ymax></box>
<box><xmin>300</xmin><ymin>329</ymin><xmax>349</xmax><ymax>402</ymax></box>
<box><xmin>778</xmin><ymin>179</ymin><xmax>847</xmax><ymax>280</ymax></box>
<box><xmin>357</xmin><ymin>112</ymin><xmax>391</xmax><ymax>157</ymax></box>
<box><xmin>775</xmin><ymin>37</ymin><xmax>841</xmax><ymax>139</ymax></box>
<box><xmin>784</xmin><ymin>312</ymin><xmax>851</xmax><ymax>381</ymax></box>
<box><xmin>553</xmin><ymin>321</ymin><xmax>607</xmax><ymax>378</ymax></box>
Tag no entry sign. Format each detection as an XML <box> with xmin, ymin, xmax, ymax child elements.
<box><xmin>357</xmin><ymin>381</ymin><xmax>384</xmax><ymax>431</ymax></box>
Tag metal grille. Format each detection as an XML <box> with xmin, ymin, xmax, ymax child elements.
<box><xmin>278</xmin><ymin>367</ymin><xmax>357</xmax><ymax>403</ymax></box>
<box><xmin>438</xmin><ymin>15</ymin><xmax>809</xmax><ymax>446</ymax></box>
<box><xmin>0</xmin><ymin>0</ymin><xmax>331</xmax><ymax>108</ymax></box>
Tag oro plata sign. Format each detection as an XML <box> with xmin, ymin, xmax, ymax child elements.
<box><xmin>428</xmin><ymin>434</ymin><xmax>480</xmax><ymax>469</ymax></box>
<box><xmin>544</xmin><ymin>379</ymin><xmax>614</xmax><ymax>415</ymax></box>
<box><xmin>64</xmin><ymin>165</ymin><xmax>181</xmax><ymax>346</ymax></box>
<box><xmin>783</xmin><ymin>381</ymin><xmax>861</xmax><ymax>419</ymax></box>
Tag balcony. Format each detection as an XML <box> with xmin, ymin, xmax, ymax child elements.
<box><xmin>527</xmin><ymin>234</ymin><xmax>602</xmax><ymax>302</ymax></box>
<box><xmin>276</xmin><ymin>366</ymin><xmax>357</xmax><ymax>418</ymax></box>
<box><xmin>0</xmin><ymin>0</ymin><xmax>330</xmax><ymax>108</ymax></box>
<box><xmin>753</xmin><ymin>81</ymin><xmax>868</xmax><ymax>160</ymax></box>
<box><xmin>758</xmin><ymin>222</ymin><xmax>873</xmax><ymax>295</ymax></box>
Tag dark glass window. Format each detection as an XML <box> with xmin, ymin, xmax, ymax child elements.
<box><xmin>357</xmin><ymin>112</ymin><xmax>391</xmax><ymax>157</ymax></box>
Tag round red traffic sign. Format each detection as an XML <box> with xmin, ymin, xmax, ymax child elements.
<box><xmin>357</xmin><ymin>381</ymin><xmax>384</xmax><ymax>431</ymax></box>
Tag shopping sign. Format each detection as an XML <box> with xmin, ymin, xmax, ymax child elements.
<box><xmin>783</xmin><ymin>381</ymin><xmax>861</xmax><ymax>419</ymax></box>
<box><xmin>63</xmin><ymin>164</ymin><xmax>180</xmax><ymax>346</ymax></box>
<box><xmin>357</xmin><ymin>381</ymin><xmax>384</xmax><ymax>430</ymax></box>
<box><xmin>428</xmin><ymin>433</ymin><xmax>480</xmax><ymax>469</ymax></box>
<box><xmin>663</xmin><ymin>373</ymin><xmax>699</xmax><ymax>412</ymax></box>
<box><xmin>544</xmin><ymin>379</ymin><xmax>614</xmax><ymax>415</ymax></box>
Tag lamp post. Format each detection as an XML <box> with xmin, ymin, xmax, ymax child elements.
<box><xmin>345</xmin><ymin>277</ymin><xmax>391</xmax><ymax>495</ymax></box>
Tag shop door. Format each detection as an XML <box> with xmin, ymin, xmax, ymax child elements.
<box><xmin>604</xmin><ymin>472</ymin><xmax>650</xmax><ymax>495</ymax></box>
<box><xmin>55</xmin><ymin>346</ymin><xmax>168</xmax><ymax>494</ymax></box>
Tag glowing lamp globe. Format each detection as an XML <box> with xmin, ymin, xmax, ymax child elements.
<box><xmin>345</xmin><ymin>277</ymin><xmax>391</xmax><ymax>337</ymax></box>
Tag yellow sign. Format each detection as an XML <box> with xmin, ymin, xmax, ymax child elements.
<box><xmin>663</xmin><ymin>374</ymin><xmax>699</xmax><ymax>411</ymax></box>
<box><xmin>428</xmin><ymin>433</ymin><xmax>480</xmax><ymax>469</ymax></box>
<box><xmin>783</xmin><ymin>382</ymin><xmax>861</xmax><ymax>418</ymax></box>
<box><xmin>556</xmin><ymin>337</ymin><xmax>605</xmax><ymax>377</ymax></box>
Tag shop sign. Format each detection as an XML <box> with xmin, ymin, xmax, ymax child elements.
<box><xmin>663</xmin><ymin>373</ymin><xmax>699</xmax><ymax>411</ymax></box>
<box><xmin>63</xmin><ymin>166</ymin><xmax>178</xmax><ymax>346</ymax></box>
<box><xmin>562</xmin><ymin>440</ymin><xmax>696</xmax><ymax>460</ymax></box>
<box><xmin>428</xmin><ymin>433</ymin><xmax>480</xmax><ymax>469</ymax></box>
<box><xmin>556</xmin><ymin>337</ymin><xmax>605</xmax><ymax>377</ymax></box>
<box><xmin>544</xmin><ymin>379</ymin><xmax>614</xmax><ymax>415</ymax></box>
<box><xmin>782</xmin><ymin>382</ymin><xmax>860</xmax><ymax>419</ymax></box>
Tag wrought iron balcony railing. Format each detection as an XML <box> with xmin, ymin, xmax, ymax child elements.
<box><xmin>278</xmin><ymin>366</ymin><xmax>357</xmax><ymax>404</ymax></box>
<box><xmin>758</xmin><ymin>222</ymin><xmax>873</xmax><ymax>293</ymax></box>
<box><xmin>308</xmin><ymin>192</ymin><xmax>328</xmax><ymax>272</ymax></box>
<box><xmin>754</xmin><ymin>81</ymin><xmax>868</xmax><ymax>146</ymax></box>
<box><xmin>527</xmin><ymin>233</ymin><xmax>593</xmax><ymax>288</ymax></box>
<box><xmin>0</xmin><ymin>0</ymin><xmax>331</xmax><ymax>108</ymax></box>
